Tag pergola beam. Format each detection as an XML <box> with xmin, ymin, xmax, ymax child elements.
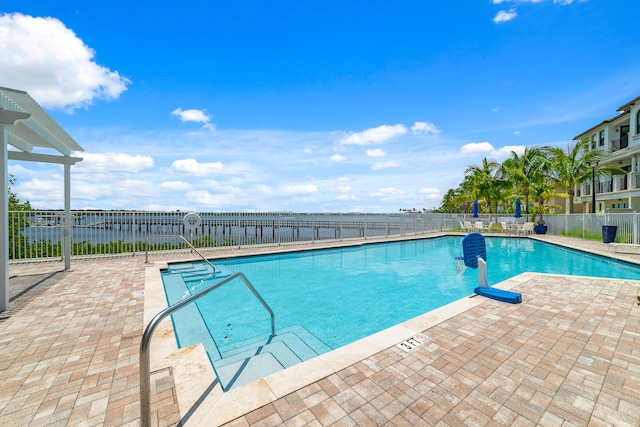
<box><xmin>8</xmin><ymin>151</ymin><xmax>82</xmax><ymax>165</ymax></box>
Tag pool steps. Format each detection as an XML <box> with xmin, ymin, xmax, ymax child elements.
<box><xmin>163</xmin><ymin>263</ymin><xmax>332</xmax><ymax>390</ymax></box>
<box><xmin>212</xmin><ymin>327</ymin><xmax>331</xmax><ymax>390</ymax></box>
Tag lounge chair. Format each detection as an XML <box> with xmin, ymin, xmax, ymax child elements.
<box><xmin>518</xmin><ymin>222</ymin><xmax>534</xmax><ymax>236</ymax></box>
<box><xmin>500</xmin><ymin>222</ymin><xmax>509</xmax><ymax>234</ymax></box>
<box><xmin>463</xmin><ymin>221</ymin><xmax>473</xmax><ymax>232</ymax></box>
<box><xmin>484</xmin><ymin>221</ymin><xmax>494</xmax><ymax>233</ymax></box>
<box><xmin>474</xmin><ymin>221</ymin><xmax>484</xmax><ymax>232</ymax></box>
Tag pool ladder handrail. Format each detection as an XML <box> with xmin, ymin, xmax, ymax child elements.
<box><xmin>145</xmin><ymin>234</ymin><xmax>217</xmax><ymax>273</ymax></box>
<box><xmin>139</xmin><ymin>272</ymin><xmax>275</xmax><ymax>427</ymax></box>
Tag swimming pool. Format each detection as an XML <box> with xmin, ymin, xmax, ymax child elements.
<box><xmin>161</xmin><ymin>236</ymin><xmax>640</xmax><ymax>389</ymax></box>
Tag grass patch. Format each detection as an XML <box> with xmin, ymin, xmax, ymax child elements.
<box><xmin>560</xmin><ymin>228</ymin><xmax>602</xmax><ymax>241</ymax></box>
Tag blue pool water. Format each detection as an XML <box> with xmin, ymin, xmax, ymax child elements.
<box><xmin>161</xmin><ymin>236</ymin><xmax>640</xmax><ymax>388</ymax></box>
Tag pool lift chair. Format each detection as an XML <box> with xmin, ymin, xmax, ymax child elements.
<box><xmin>461</xmin><ymin>233</ymin><xmax>522</xmax><ymax>304</ymax></box>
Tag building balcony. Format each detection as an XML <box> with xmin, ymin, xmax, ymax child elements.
<box><xmin>579</xmin><ymin>172</ymin><xmax>640</xmax><ymax>202</ymax></box>
<box><xmin>608</xmin><ymin>136</ymin><xmax>629</xmax><ymax>153</ymax></box>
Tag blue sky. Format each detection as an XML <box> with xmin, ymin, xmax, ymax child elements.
<box><xmin>3</xmin><ymin>0</ymin><xmax>640</xmax><ymax>212</ymax></box>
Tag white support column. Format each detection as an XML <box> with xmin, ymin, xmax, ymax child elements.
<box><xmin>64</xmin><ymin>163</ymin><xmax>71</xmax><ymax>270</ymax></box>
<box><xmin>1</xmin><ymin>125</ymin><xmax>8</xmax><ymax>312</ymax></box>
<box><xmin>0</xmin><ymin>109</ymin><xmax>32</xmax><ymax>312</ymax></box>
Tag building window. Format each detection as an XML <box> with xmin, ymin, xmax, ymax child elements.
<box><xmin>592</xmin><ymin>134</ymin><xmax>597</xmax><ymax>150</ymax></box>
<box><xmin>636</xmin><ymin>110</ymin><xmax>640</xmax><ymax>134</ymax></box>
<box><xmin>599</xmin><ymin>130</ymin><xmax>605</xmax><ymax>146</ymax></box>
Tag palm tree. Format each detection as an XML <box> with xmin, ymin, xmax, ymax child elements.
<box><xmin>548</xmin><ymin>139</ymin><xmax>624</xmax><ymax>213</ymax></box>
<box><xmin>437</xmin><ymin>188</ymin><xmax>472</xmax><ymax>213</ymax></box>
<box><xmin>501</xmin><ymin>146</ymin><xmax>548</xmax><ymax>214</ymax></box>
<box><xmin>464</xmin><ymin>158</ymin><xmax>502</xmax><ymax>213</ymax></box>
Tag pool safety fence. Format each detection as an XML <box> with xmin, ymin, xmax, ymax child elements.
<box><xmin>7</xmin><ymin>211</ymin><xmax>448</xmax><ymax>262</ymax></box>
<box><xmin>8</xmin><ymin>210</ymin><xmax>640</xmax><ymax>263</ymax></box>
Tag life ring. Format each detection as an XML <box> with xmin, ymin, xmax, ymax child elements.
<box><xmin>183</xmin><ymin>212</ymin><xmax>202</xmax><ymax>229</ymax></box>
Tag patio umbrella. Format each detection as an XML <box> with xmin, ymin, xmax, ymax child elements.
<box><xmin>472</xmin><ymin>200</ymin><xmax>479</xmax><ymax>218</ymax></box>
<box><xmin>514</xmin><ymin>198</ymin><xmax>522</xmax><ymax>218</ymax></box>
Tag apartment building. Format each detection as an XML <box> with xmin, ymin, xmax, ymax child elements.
<box><xmin>574</xmin><ymin>95</ymin><xmax>640</xmax><ymax>213</ymax></box>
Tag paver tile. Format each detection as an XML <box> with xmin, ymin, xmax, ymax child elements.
<box><xmin>1</xmin><ymin>235</ymin><xmax>639</xmax><ymax>426</ymax></box>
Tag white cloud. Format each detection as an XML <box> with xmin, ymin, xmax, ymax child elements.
<box><xmin>411</xmin><ymin>121</ymin><xmax>440</xmax><ymax>135</ymax></box>
<box><xmin>0</xmin><ymin>13</ymin><xmax>129</xmax><ymax>110</ymax></box>
<box><xmin>491</xmin><ymin>0</ymin><xmax>577</xmax><ymax>24</ymax></box>
<box><xmin>419</xmin><ymin>188</ymin><xmax>440</xmax><ymax>195</ymax></box>
<box><xmin>340</xmin><ymin>124</ymin><xmax>407</xmax><ymax>145</ymax></box>
<box><xmin>75</xmin><ymin>152</ymin><xmax>154</xmax><ymax>173</ymax></box>
<box><xmin>371</xmin><ymin>160</ymin><xmax>403</xmax><ymax>170</ymax></box>
<box><xmin>7</xmin><ymin>163</ymin><xmax>36</xmax><ymax>178</ymax></box>
<box><xmin>171</xmin><ymin>108</ymin><xmax>215</xmax><ymax>130</ymax></box>
<box><xmin>370</xmin><ymin>188</ymin><xmax>404</xmax><ymax>197</ymax></box>
<box><xmin>366</xmin><ymin>148</ymin><xmax>386</xmax><ymax>158</ymax></box>
<box><xmin>491</xmin><ymin>106</ymin><xmax>500</xmax><ymax>112</ymax></box>
<box><xmin>184</xmin><ymin>190</ymin><xmax>243</xmax><ymax>209</ymax></box>
<box><xmin>460</xmin><ymin>142</ymin><xmax>495</xmax><ymax>155</ymax></box>
<box><xmin>494</xmin><ymin>145</ymin><xmax>526</xmax><ymax>158</ymax></box>
<box><xmin>513</xmin><ymin>130</ymin><xmax>521</xmax><ymax>135</ymax></box>
<box><xmin>158</xmin><ymin>181</ymin><xmax>192</xmax><ymax>192</ymax></box>
<box><xmin>460</xmin><ymin>142</ymin><xmax>525</xmax><ymax>159</ymax></box>
<box><xmin>330</xmin><ymin>186</ymin><xmax>351</xmax><ymax>193</ymax></box>
<box><xmin>115</xmin><ymin>179</ymin><xmax>157</xmax><ymax>196</ymax></box>
<box><xmin>17</xmin><ymin>177</ymin><xmax>63</xmax><ymax>202</ymax></box>
<box><xmin>331</xmin><ymin>154</ymin><xmax>347</xmax><ymax>161</ymax></box>
<box><xmin>280</xmin><ymin>184</ymin><xmax>318</xmax><ymax>195</ymax></box>
<box><xmin>493</xmin><ymin>9</ymin><xmax>517</xmax><ymax>23</ymax></box>
<box><xmin>337</xmin><ymin>194</ymin><xmax>359</xmax><ymax>201</ymax></box>
<box><xmin>168</xmin><ymin>158</ymin><xmax>239</xmax><ymax>176</ymax></box>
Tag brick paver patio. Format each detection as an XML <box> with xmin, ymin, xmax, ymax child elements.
<box><xmin>0</xmin><ymin>235</ymin><xmax>639</xmax><ymax>426</ymax></box>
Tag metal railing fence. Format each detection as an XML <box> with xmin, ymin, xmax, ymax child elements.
<box><xmin>449</xmin><ymin>211</ymin><xmax>640</xmax><ymax>244</ymax></box>
<box><xmin>8</xmin><ymin>210</ymin><xmax>640</xmax><ymax>263</ymax></box>
<box><xmin>7</xmin><ymin>211</ymin><xmax>450</xmax><ymax>262</ymax></box>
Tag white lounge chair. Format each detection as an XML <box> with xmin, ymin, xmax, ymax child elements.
<box><xmin>484</xmin><ymin>221</ymin><xmax>494</xmax><ymax>233</ymax></box>
<box><xmin>500</xmin><ymin>222</ymin><xmax>509</xmax><ymax>234</ymax></box>
<box><xmin>518</xmin><ymin>222</ymin><xmax>534</xmax><ymax>236</ymax></box>
<box><xmin>474</xmin><ymin>221</ymin><xmax>484</xmax><ymax>232</ymax></box>
<box><xmin>463</xmin><ymin>221</ymin><xmax>473</xmax><ymax>232</ymax></box>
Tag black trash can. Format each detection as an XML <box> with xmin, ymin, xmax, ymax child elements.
<box><xmin>602</xmin><ymin>225</ymin><xmax>618</xmax><ymax>243</ymax></box>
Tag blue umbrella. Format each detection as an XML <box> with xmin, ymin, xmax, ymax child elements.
<box><xmin>514</xmin><ymin>198</ymin><xmax>522</xmax><ymax>218</ymax></box>
<box><xmin>472</xmin><ymin>200</ymin><xmax>479</xmax><ymax>218</ymax></box>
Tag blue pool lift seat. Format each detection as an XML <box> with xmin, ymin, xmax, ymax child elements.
<box><xmin>461</xmin><ymin>233</ymin><xmax>522</xmax><ymax>304</ymax></box>
<box><xmin>461</xmin><ymin>233</ymin><xmax>486</xmax><ymax>269</ymax></box>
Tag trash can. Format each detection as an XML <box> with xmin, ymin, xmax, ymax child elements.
<box><xmin>602</xmin><ymin>225</ymin><xmax>618</xmax><ymax>243</ymax></box>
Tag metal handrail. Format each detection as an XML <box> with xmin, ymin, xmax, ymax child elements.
<box><xmin>139</xmin><ymin>272</ymin><xmax>275</xmax><ymax>427</ymax></box>
<box><xmin>145</xmin><ymin>234</ymin><xmax>217</xmax><ymax>273</ymax></box>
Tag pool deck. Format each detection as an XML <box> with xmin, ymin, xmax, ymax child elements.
<box><xmin>1</xmin><ymin>233</ymin><xmax>639</xmax><ymax>426</ymax></box>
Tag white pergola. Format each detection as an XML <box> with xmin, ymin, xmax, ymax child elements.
<box><xmin>0</xmin><ymin>87</ymin><xmax>84</xmax><ymax>312</ymax></box>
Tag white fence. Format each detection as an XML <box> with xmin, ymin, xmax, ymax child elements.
<box><xmin>444</xmin><ymin>211</ymin><xmax>640</xmax><ymax>243</ymax></box>
<box><xmin>8</xmin><ymin>210</ymin><xmax>639</xmax><ymax>263</ymax></box>
<box><xmin>7</xmin><ymin>211</ymin><xmax>451</xmax><ymax>262</ymax></box>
